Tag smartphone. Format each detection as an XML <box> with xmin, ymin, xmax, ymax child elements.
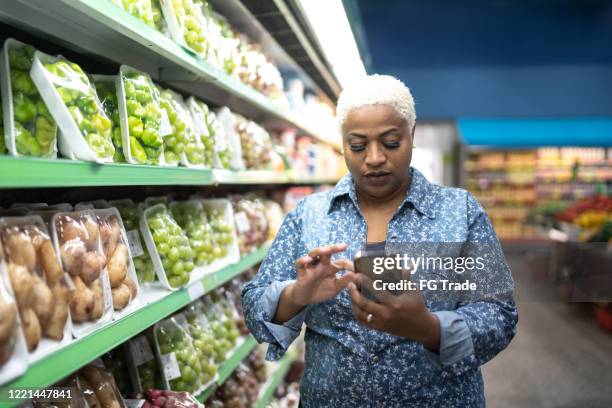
<box><xmin>353</xmin><ymin>250</ymin><xmax>406</xmax><ymax>302</ymax></box>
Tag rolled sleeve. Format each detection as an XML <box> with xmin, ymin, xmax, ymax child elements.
<box><xmin>261</xmin><ymin>280</ymin><xmax>307</xmax><ymax>352</ymax></box>
<box><xmin>424</xmin><ymin>310</ymin><xmax>474</xmax><ymax>368</ymax></box>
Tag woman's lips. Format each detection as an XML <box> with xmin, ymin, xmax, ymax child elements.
<box><xmin>364</xmin><ymin>172</ymin><xmax>392</xmax><ymax>186</ymax></box>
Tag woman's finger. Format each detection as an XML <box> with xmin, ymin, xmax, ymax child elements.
<box><xmin>331</xmin><ymin>258</ymin><xmax>354</xmax><ymax>272</ymax></box>
<box><xmin>348</xmin><ymin>282</ymin><xmax>387</xmax><ymax>317</ymax></box>
<box><xmin>308</xmin><ymin>243</ymin><xmax>348</xmax><ymax>262</ymax></box>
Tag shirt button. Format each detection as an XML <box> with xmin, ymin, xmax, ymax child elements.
<box><xmin>372</xmin><ymin>355</ymin><xmax>380</xmax><ymax>363</ymax></box>
<box><xmin>391</xmin><ymin>234</ymin><xmax>398</xmax><ymax>241</ymax></box>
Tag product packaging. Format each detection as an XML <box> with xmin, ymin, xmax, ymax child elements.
<box><xmin>186</xmin><ymin>97</ymin><xmax>226</xmax><ymax>169</ymax></box>
<box><xmin>78</xmin><ymin>362</ymin><xmax>127</xmax><ymax>408</ymax></box>
<box><xmin>30</xmin><ymin>51</ymin><xmax>115</xmax><ymax>162</ymax></box>
<box><xmin>153</xmin><ymin>316</ymin><xmax>202</xmax><ymax>394</ymax></box>
<box><xmin>0</xmin><ymin>216</ymin><xmax>73</xmax><ymax>362</ymax></box>
<box><xmin>157</xmin><ymin>87</ymin><xmax>206</xmax><ymax>167</ymax></box>
<box><xmin>125</xmin><ymin>331</ymin><xmax>164</xmax><ymax>393</ymax></box>
<box><xmin>0</xmin><ymin>39</ymin><xmax>58</xmax><ymax>158</ymax></box>
<box><xmin>160</xmin><ymin>0</ymin><xmax>208</xmax><ymax>55</ymax></box>
<box><xmin>116</xmin><ymin>65</ymin><xmax>169</xmax><ymax>165</ymax></box>
<box><xmin>113</xmin><ymin>0</ymin><xmax>165</xmax><ymax>32</ymax></box>
<box><xmin>93</xmin><ymin>75</ymin><xmax>124</xmax><ymax>162</ymax></box>
<box><xmin>214</xmin><ymin>108</ymin><xmax>245</xmax><ymax>170</ymax></box>
<box><xmin>174</xmin><ymin>313</ymin><xmax>217</xmax><ymax>393</ymax></box>
<box><xmin>0</xmin><ymin>247</ymin><xmax>28</xmax><ymax>385</ymax></box>
<box><xmin>51</xmin><ymin>210</ymin><xmax>113</xmax><ymax>337</ymax></box>
<box><xmin>233</xmin><ymin>114</ymin><xmax>273</xmax><ymax>170</ymax></box>
<box><xmin>140</xmin><ymin>204</ymin><xmax>194</xmax><ymax>290</ymax></box>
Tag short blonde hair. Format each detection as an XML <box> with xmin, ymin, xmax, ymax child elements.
<box><xmin>336</xmin><ymin>74</ymin><xmax>416</xmax><ymax>131</ymax></box>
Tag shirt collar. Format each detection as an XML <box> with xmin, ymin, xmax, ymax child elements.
<box><xmin>328</xmin><ymin>167</ymin><xmax>437</xmax><ymax>219</ymax></box>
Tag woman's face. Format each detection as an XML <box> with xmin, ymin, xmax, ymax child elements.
<box><xmin>342</xmin><ymin>104</ymin><xmax>414</xmax><ymax>199</ymax></box>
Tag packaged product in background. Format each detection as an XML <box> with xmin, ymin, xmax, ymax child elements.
<box><xmin>0</xmin><ymin>39</ymin><xmax>58</xmax><ymax>158</ymax></box>
<box><xmin>51</xmin><ymin>210</ymin><xmax>113</xmax><ymax>337</ymax></box>
<box><xmin>0</xmin><ymin>216</ymin><xmax>72</xmax><ymax>362</ymax></box>
<box><xmin>185</xmin><ymin>96</ymin><xmax>217</xmax><ymax>168</ymax></box>
<box><xmin>143</xmin><ymin>195</ymin><xmax>171</xmax><ymax>209</ymax></box>
<box><xmin>101</xmin><ymin>347</ymin><xmax>133</xmax><ymax>395</ymax></box>
<box><xmin>0</xmin><ymin>246</ymin><xmax>28</xmax><ymax>385</ymax></box>
<box><xmin>174</xmin><ymin>313</ymin><xmax>217</xmax><ymax>392</ymax></box>
<box><xmin>117</xmin><ymin>65</ymin><xmax>168</xmax><ymax>165</ymax></box>
<box><xmin>231</xmin><ymin>196</ymin><xmax>269</xmax><ymax>254</ymax></box>
<box><xmin>198</xmin><ymin>102</ymin><xmax>233</xmax><ymax>169</ymax></box>
<box><xmin>262</xmin><ymin>199</ymin><xmax>284</xmax><ymax>240</ymax></box>
<box><xmin>126</xmin><ymin>331</ymin><xmax>164</xmax><ymax>393</ymax></box>
<box><xmin>79</xmin><ymin>362</ymin><xmax>127</xmax><ymax>408</ymax></box>
<box><xmin>156</xmin><ymin>87</ymin><xmax>206</xmax><ymax>167</ymax></box>
<box><xmin>233</xmin><ymin>114</ymin><xmax>273</xmax><ymax>170</ymax></box>
<box><xmin>93</xmin><ymin>75</ymin><xmax>124</xmax><ymax>162</ymax></box>
<box><xmin>140</xmin><ymin>204</ymin><xmax>194</xmax><ymax>290</ymax></box>
<box><xmin>211</xmin><ymin>13</ymin><xmax>240</xmax><ymax>76</ymax></box>
<box><xmin>143</xmin><ymin>388</ymin><xmax>204</xmax><ymax>408</ymax></box>
<box><xmin>109</xmin><ymin>199</ymin><xmax>156</xmax><ymax>285</ymax></box>
<box><xmin>153</xmin><ymin>316</ymin><xmax>202</xmax><ymax>394</ymax></box>
<box><xmin>183</xmin><ymin>303</ymin><xmax>219</xmax><ymax>379</ymax></box>
<box><xmin>91</xmin><ymin>208</ymin><xmax>141</xmax><ymax>319</ymax></box>
<box><xmin>112</xmin><ymin>0</ymin><xmax>165</xmax><ymax>33</ymax></box>
<box><xmin>30</xmin><ymin>51</ymin><xmax>115</xmax><ymax>162</ymax></box>
<box><xmin>200</xmin><ymin>295</ymin><xmax>236</xmax><ymax>362</ymax></box>
<box><xmin>160</xmin><ymin>0</ymin><xmax>208</xmax><ymax>55</ymax></box>
<box><xmin>215</xmin><ymin>107</ymin><xmax>245</xmax><ymax>170</ymax></box>
<box><xmin>0</xmin><ymin>103</ymin><xmax>5</xmax><ymax>153</ymax></box>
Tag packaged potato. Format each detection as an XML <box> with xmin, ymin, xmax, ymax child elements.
<box><xmin>0</xmin><ymin>244</ymin><xmax>28</xmax><ymax>385</ymax></box>
<box><xmin>0</xmin><ymin>39</ymin><xmax>58</xmax><ymax>158</ymax></box>
<box><xmin>30</xmin><ymin>51</ymin><xmax>115</xmax><ymax>162</ymax></box>
<box><xmin>0</xmin><ymin>216</ymin><xmax>72</xmax><ymax>361</ymax></box>
<box><xmin>79</xmin><ymin>362</ymin><xmax>126</xmax><ymax>408</ymax></box>
<box><xmin>92</xmin><ymin>208</ymin><xmax>141</xmax><ymax>319</ymax></box>
<box><xmin>51</xmin><ymin>211</ymin><xmax>113</xmax><ymax>337</ymax></box>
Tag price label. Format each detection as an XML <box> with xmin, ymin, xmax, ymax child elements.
<box><xmin>124</xmin><ymin>400</ymin><xmax>145</xmax><ymax>408</ymax></box>
<box><xmin>129</xmin><ymin>335</ymin><xmax>154</xmax><ymax>366</ymax></box>
<box><xmin>214</xmin><ymin>128</ymin><xmax>228</xmax><ymax>152</ymax></box>
<box><xmin>159</xmin><ymin>108</ymin><xmax>173</xmax><ymax>137</ymax></box>
<box><xmin>234</xmin><ymin>211</ymin><xmax>250</xmax><ymax>233</ymax></box>
<box><xmin>161</xmin><ymin>352</ymin><xmax>181</xmax><ymax>381</ymax></box>
<box><xmin>126</xmin><ymin>229</ymin><xmax>145</xmax><ymax>257</ymax></box>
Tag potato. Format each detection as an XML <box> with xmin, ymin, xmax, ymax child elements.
<box><xmin>59</xmin><ymin>217</ymin><xmax>86</xmax><ymax>243</ymax></box>
<box><xmin>90</xmin><ymin>281</ymin><xmax>105</xmax><ymax>320</ymax></box>
<box><xmin>31</xmin><ymin>274</ymin><xmax>54</xmax><ymax>325</ymax></box>
<box><xmin>0</xmin><ymin>297</ymin><xmax>17</xmax><ymax>344</ymax></box>
<box><xmin>7</xmin><ymin>263</ymin><xmax>33</xmax><ymax>309</ymax></box>
<box><xmin>61</xmin><ymin>241</ymin><xmax>86</xmax><ymax>276</ymax></box>
<box><xmin>81</xmin><ymin>251</ymin><xmax>106</xmax><ymax>285</ymax></box>
<box><xmin>84</xmin><ymin>218</ymin><xmax>100</xmax><ymax>251</ymax></box>
<box><xmin>5</xmin><ymin>229</ymin><xmax>36</xmax><ymax>272</ymax></box>
<box><xmin>78</xmin><ymin>376</ymin><xmax>102</xmax><ymax>408</ymax></box>
<box><xmin>107</xmin><ymin>244</ymin><xmax>127</xmax><ymax>288</ymax></box>
<box><xmin>38</xmin><ymin>238</ymin><xmax>64</xmax><ymax>284</ymax></box>
<box><xmin>70</xmin><ymin>277</ymin><xmax>95</xmax><ymax>323</ymax></box>
<box><xmin>111</xmin><ymin>283</ymin><xmax>130</xmax><ymax>311</ymax></box>
<box><xmin>0</xmin><ymin>339</ymin><xmax>15</xmax><ymax>366</ymax></box>
<box><xmin>44</xmin><ymin>283</ymin><xmax>70</xmax><ymax>340</ymax></box>
<box><xmin>21</xmin><ymin>307</ymin><xmax>41</xmax><ymax>352</ymax></box>
<box><xmin>124</xmin><ymin>276</ymin><xmax>138</xmax><ymax>299</ymax></box>
<box><xmin>83</xmin><ymin>366</ymin><xmax>121</xmax><ymax>408</ymax></box>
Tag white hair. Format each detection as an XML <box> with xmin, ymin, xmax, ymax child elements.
<box><xmin>336</xmin><ymin>74</ymin><xmax>416</xmax><ymax>131</ymax></box>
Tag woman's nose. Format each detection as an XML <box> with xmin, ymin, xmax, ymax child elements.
<box><xmin>364</xmin><ymin>144</ymin><xmax>386</xmax><ymax>166</ymax></box>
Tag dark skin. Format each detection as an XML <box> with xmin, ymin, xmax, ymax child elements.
<box><xmin>274</xmin><ymin>104</ymin><xmax>440</xmax><ymax>351</ymax></box>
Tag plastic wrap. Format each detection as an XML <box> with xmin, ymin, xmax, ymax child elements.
<box><xmin>0</xmin><ymin>39</ymin><xmax>58</xmax><ymax>158</ymax></box>
<box><xmin>93</xmin><ymin>75</ymin><xmax>124</xmax><ymax>162</ymax></box>
<box><xmin>30</xmin><ymin>51</ymin><xmax>115</xmax><ymax>162</ymax></box>
<box><xmin>185</xmin><ymin>96</ymin><xmax>215</xmax><ymax>168</ymax></box>
<box><xmin>233</xmin><ymin>114</ymin><xmax>273</xmax><ymax>170</ymax></box>
<box><xmin>140</xmin><ymin>204</ymin><xmax>194</xmax><ymax>290</ymax></box>
<box><xmin>113</xmin><ymin>0</ymin><xmax>165</xmax><ymax>32</ymax></box>
<box><xmin>125</xmin><ymin>331</ymin><xmax>164</xmax><ymax>393</ymax></box>
<box><xmin>174</xmin><ymin>313</ymin><xmax>217</xmax><ymax>392</ymax></box>
<box><xmin>160</xmin><ymin>0</ymin><xmax>208</xmax><ymax>55</ymax></box>
<box><xmin>0</xmin><ymin>216</ymin><xmax>72</xmax><ymax>361</ymax></box>
<box><xmin>214</xmin><ymin>107</ymin><xmax>244</xmax><ymax>170</ymax></box>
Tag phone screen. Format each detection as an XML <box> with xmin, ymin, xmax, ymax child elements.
<box><xmin>353</xmin><ymin>250</ymin><xmax>407</xmax><ymax>302</ymax></box>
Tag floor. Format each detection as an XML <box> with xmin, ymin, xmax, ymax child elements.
<box><xmin>482</xmin><ymin>251</ymin><xmax>612</xmax><ymax>408</ymax></box>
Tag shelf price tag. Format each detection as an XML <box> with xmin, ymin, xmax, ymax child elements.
<box><xmin>159</xmin><ymin>108</ymin><xmax>173</xmax><ymax>137</ymax></box>
<box><xmin>161</xmin><ymin>352</ymin><xmax>182</xmax><ymax>381</ymax></box>
<box><xmin>126</xmin><ymin>229</ymin><xmax>145</xmax><ymax>257</ymax></box>
<box><xmin>129</xmin><ymin>334</ymin><xmax>155</xmax><ymax>366</ymax></box>
<box><xmin>187</xmin><ymin>281</ymin><xmax>205</xmax><ymax>300</ymax></box>
<box><xmin>234</xmin><ymin>211</ymin><xmax>250</xmax><ymax>233</ymax></box>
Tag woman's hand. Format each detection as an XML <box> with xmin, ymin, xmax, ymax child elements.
<box><xmin>347</xmin><ymin>273</ymin><xmax>440</xmax><ymax>350</ymax></box>
<box><xmin>287</xmin><ymin>243</ymin><xmax>357</xmax><ymax>307</ymax></box>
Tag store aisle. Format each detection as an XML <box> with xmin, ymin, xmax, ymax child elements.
<box><xmin>483</xmin><ymin>253</ymin><xmax>612</xmax><ymax>408</ymax></box>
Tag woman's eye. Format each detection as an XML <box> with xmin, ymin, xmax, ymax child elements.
<box><xmin>349</xmin><ymin>144</ymin><xmax>366</xmax><ymax>152</ymax></box>
<box><xmin>383</xmin><ymin>141</ymin><xmax>401</xmax><ymax>149</ymax></box>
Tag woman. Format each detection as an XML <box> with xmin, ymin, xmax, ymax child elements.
<box><xmin>242</xmin><ymin>75</ymin><xmax>517</xmax><ymax>407</ymax></box>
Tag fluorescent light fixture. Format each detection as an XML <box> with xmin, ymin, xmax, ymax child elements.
<box><xmin>296</xmin><ymin>0</ymin><xmax>367</xmax><ymax>88</ymax></box>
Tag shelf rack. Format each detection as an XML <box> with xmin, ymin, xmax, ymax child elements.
<box><xmin>0</xmin><ymin>0</ymin><xmax>340</xmax><ymax>151</ymax></box>
<box><xmin>0</xmin><ymin>245</ymin><xmax>270</xmax><ymax>406</ymax></box>
<box><xmin>255</xmin><ymin>350</ymin><xmax>298</xmax><ymax>408</ymax></box>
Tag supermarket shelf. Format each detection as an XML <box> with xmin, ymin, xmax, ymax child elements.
<box><xmin>0</xmin><ymin>245</ymin><xmax>270</xmax><ymax>405</ymax></box>
<box><xmin>0</xmin><ymin>0</ymin><xmax>340</xmax><ymax>151</ymax></box>
<box><xmin>196</xmin><ymin>335</ymin><xmax>259</xmax><ymax>403</ymax></box>
<box><xmin>0</xmin><ymin>157</ymin><xmax>340</xmax><ymax>188</ymax></box>
<box><xmin>255</xmin><ymin>350</ymin><xmax>297</xmax><ymax>408</ymax></box>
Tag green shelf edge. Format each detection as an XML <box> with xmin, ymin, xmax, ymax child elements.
<box><xmin>0</xmin><ymin>157</ymin><xmax>339</xmax><ymax>188</ymax></box>
<box><xmin>0</xmin><ymin>245</ymin><xmax>270</xmax><ymax>406</ymax></box>
<box><xmin>196</xmin><ymin>335</ymin><xmax>258</xmax><ymax>403</ymax></box>
<box><xmin>68</xmin><ymin>0</ymin><xmax>339</xmax><ymax>151</ymax></box>
<box><xmin>255</xmin><ymin>350</ymin><xmax>297</xmax><ymax>408</ymax></box>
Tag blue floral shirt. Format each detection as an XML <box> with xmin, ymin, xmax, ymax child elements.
<box><xmin>242</xmin><ymin>168</ymin><xmax>517</xmax><ymax>408</ymax></box>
